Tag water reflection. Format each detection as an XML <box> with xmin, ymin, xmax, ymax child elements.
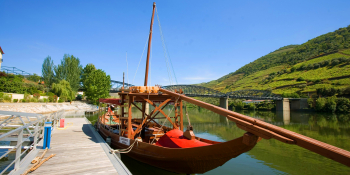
<box><xmin>86</xmin><ymin>107</ymin><xmax>350</xmax><ymax>175</ymax></box>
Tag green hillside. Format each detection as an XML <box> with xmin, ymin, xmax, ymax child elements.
<box><xmin>200</xmin><ymin>25</ymin><xmax>350</xmax><ymax>95</ymax></box>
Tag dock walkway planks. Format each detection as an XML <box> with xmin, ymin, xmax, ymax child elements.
<box><xmin>22</xmin><ymin>118</ymin><xmax>130</xmax><ymax>175</ymax></box>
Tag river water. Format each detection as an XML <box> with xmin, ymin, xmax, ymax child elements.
<box><xmin>87</xmin><ymin>107</ymin><xmax>350</xmax><ymax>175</ymax></box>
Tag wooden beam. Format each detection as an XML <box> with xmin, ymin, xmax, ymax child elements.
<box><xmin>131</xmin><ymin>102</ymin><xmax>150</xmax><ymax>118</ymax></box>
<box><xmin>136</xmin><ymin>96</ymin><xmax>177</xmax><ymax>129</ymax></box>
<box><xmin>127</xmin><ymin>95</ymin><xmax>133</xmax><ymax>139</ymax></box>
<box><xmin>132</xmin><ymin>116</ymin><xmax>149</xmax><ymax>138</ymax></box>
<box><xmin>159</xmin><ymin>88</ymin><xmax>350</xmax><ymax>167</ymax></box>
<box><xmin>180</xmin><ymin>100</ymin><xmax>183</xmax><ymax>131</ymax></box>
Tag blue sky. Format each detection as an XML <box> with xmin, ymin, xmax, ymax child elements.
<box><xmin>1</xmin><ymin>0</ymin><xmax>350</xmax><ymax>86</ymax></box>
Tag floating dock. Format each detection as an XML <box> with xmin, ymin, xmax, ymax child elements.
<box><xmin>16</xmin><ymin>117</ymin><xmax>130</xmax><ymax>175</ymax></box>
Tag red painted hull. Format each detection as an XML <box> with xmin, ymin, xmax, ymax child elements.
<box><xmin>98</xmin><ymin>124</ymin><xmax>259</xmax><ymax>174</ymax></box>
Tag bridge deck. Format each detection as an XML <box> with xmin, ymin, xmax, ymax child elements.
<box><xmin>21</xmin><ymin>118</ymin><xmax>130</xmax><ymax>175</ymax></box>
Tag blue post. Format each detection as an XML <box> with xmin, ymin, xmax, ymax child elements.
<box><xmin>43</xmin><ymin>122</ymin><xmax>52</xmax><ymax>149</ymax></box>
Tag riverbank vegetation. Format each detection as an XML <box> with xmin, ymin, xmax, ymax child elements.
<box><xmin>229</xmin><ymin>100</ymin><xmax>276</xmax><ymax>111</ymax></box>
<box><xmin>1</xmin><ymin>54</ymin><xmax>111</xmax><ymax>104</ymax></box>
<box><xmin>41</xmin><ymin>55</ymin><xmax>111</xmax><ymax>104</ymax></box>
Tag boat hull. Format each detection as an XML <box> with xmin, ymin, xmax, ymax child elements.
<box><xmin>98</xmin><ymin>124</ymin><xmax>259</xmax><ymax>174</ymax></box>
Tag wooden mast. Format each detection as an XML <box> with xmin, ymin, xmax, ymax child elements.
<box><xmin>144</xmin><ymin>2</ymin><xmax>156</xmax><ymax>86</ymax></box>
<box><xmin>141</xmin><ymin>2</ymin><xmax>156</xmax><ymax>130</ymax></box>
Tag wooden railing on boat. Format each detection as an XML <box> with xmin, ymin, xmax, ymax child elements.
<box><xmin>159</xmin><ymin>88</ymin><xmax>350</xmax><ymax>167</ymax></box>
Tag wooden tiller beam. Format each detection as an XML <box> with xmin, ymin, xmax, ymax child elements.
<box><xmin>159</xmin><ymin>88</ymin><xmax>350</xmax><ymax>167</ymax></box>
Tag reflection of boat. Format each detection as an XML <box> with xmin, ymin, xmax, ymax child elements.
<box><xmin>97</xmin><ymin>2</ymin><xmax>350</xmax><ymax>174</ymax></box>
<box><xmin>96</xmin><ymin>3</ymin><xmax>261</xmax><ymax>174</ymax></box>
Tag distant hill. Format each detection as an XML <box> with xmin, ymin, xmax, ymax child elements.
<box><xmin>200</xmin><ymin>25</ymin><xmax>350</xmax><ymax>94</ymax></box>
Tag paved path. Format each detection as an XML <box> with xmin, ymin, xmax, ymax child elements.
<box><xmin>26</xmin><ymin>118</ymin><xmax>128</xmax><ymax>175</ymax></box>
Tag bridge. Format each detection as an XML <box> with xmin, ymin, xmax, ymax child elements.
<box><xmin>110</xmin><ymin>82</ymin><xmax>281</xmax><ymax>100</ymax></box>
<box><xmin>110</xmin><ymin>80</ymin><xmax>135</xmax><ymax>93</ymax></box>
<box><xmin>109</xmin><ymin>82</ymin><xmax>282</xmax><ymax>110</ymax></box>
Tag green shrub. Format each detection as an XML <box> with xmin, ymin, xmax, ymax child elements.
<box><xmin>30</xmin><ymin>98</ymin><xmax>38</xmax><ymax>102</ymax></box>
<box><xmin>336</xmin><ymin>98</ymin><xmax>350</xmax><ymax>113</ymax></box>
<box><xmin>24</xmin><ymin>93</ymin><xmax>31</xmax><ymax>101</ymax></box>
<box><xmin>232</xmin><ymin>101</ymin><xmax>245</xmax><ymax>110</ymax></box>
<box><xmin>38</xmin><ymin>99</ymin><xmax>44</xmax><ymax>103</ymax></box>
<box><xmin>339</xmin><ymin>57</ymin><xmax>348</xmax><ymax>63</ymax></box>
<box><xmin>299</xmin><ymin>65</ymin><xmax>307</xmax><ymax>70</ymax></box>
<box><xmin>3</xmin><ymin>94</ymin><xmax>12</xmax><ymax>102</ymax></box>
<box><xmin>338</xmin><ymin>114</ymin><xmax>349</xmax><ymax>122</ymax></box>
<box><xmin>43</xmin><ymin>98</ymin><xmax>48</xmax><ymax>102</ymax></box>
<box><xmin>331</xmin><ymin>59</ymin><xmax>340</xmax><ymax>66</ymax></box>
<box><xmin>290</xmin><ymin>67</ymin><xmax>296</xmax><ymax>72</ymax></box>
<box><xmin>315</xmin><ymin>97</ymin><xmax>326</xmax><ymax>111</ymax></box>
<box><xmin>58</xmin><ymin>99</ymin><xmax>64</xmax><ymax>103</ymax></box>
<box><xmin>21</xmin><ymin>99</ymin><xmax>26</xmax><ymax>103</ymax></box>
<box><xmin>247</xmin><ymin>103</ymin><xmax>256</xmax><ymax>110</ymax></box>
<box><xmin>313</xmin><ymin>63</ymin><xmax>320</xmax><ymax>69</ymax></box>
<box><xmin>46</xmin><ymin>92</ymin><xmax>55</xmax><ymax>96</ymax></box>
<box><xmin>307</xmin><ymin>98</ymin><xmax>314</xmax><ymax>108</ymax></box>
<box><xmin>307</xmin><ymin>64</ymin><xmax>314</xmax><ymax>70</ymax></box>
<box><xmin>13</xmin><ymin>99</ymin><xmax>18</xmax><ymax>103</ymax></box>
<box><xmin>316</xmin><ymin>87</ymin><xmax>337</xmax><ymax>97</ymax></box>
<box><xmin>297</xmin><ymin>77</ymin><xmax>305</xmax><ymax>81</ymax></box>
<box><xmin>324</xmin><ymin>60</ymin><xmax>330</xmax><ymax>65</ymax></box>
<box><xmin>0</xmin><ymin>92</ymin><xmax>3</xmax><ymax>98</ymax></box>
<box><xmin>60</xmin><ymin>96</ymin><xmax>67</xmax><ymax>102</ymax></box>
<box><xmin>325</xmin><ymin>96</ymin><xmax>337</xmax><ymax>113</ymax></box>
<box><xmin>48</xmin><ymin>96</ymin><xmax>54</xmax><ymax>102</ymax></box>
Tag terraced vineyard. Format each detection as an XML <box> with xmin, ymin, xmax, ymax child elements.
<box><xmin>199</xmin><ymin>25</ymin><xmax>350</xmax><ymax>95</ymax></box>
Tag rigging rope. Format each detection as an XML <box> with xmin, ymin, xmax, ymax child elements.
<box><xmin>156</xmin><ymin>7</ymin><xmax>178</xmax><ymax>85</ymax></box>
<box><xmin>132</xmin><ymin>32</ymin><xmax>150</xmax><ymax>85</ymax></box>
<box><xmin>126</xmin><ymin>52</ymin><xmax>129</xmax><ymax>85</ymax></box>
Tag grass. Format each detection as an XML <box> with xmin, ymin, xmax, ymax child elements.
<box><xmin>223</xmin><ymin>65</ymin><xmax>287</xmax><ymax>92</ymax></box>
<box><xmin>341</xmin><ymin>48</ymin><xmax>350</xmax><ymax>55</ymax></box>
<box><xmin>293</xmin><ymin>53</ymin><xmax>350</xmax><ymax>68</ymax></box>
<box><xmin>276</xmin><ymin>63</ymin><xmax>350</xmax><ymax>81</ymax></box>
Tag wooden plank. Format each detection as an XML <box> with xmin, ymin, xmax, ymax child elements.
<box><xmin>27</xmin><ymin>118</ymin><xmax>120</xmax><ymax>174</ymax></box>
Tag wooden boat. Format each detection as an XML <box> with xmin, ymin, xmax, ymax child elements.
<box><xmin>97</xmin><ymin>94</ymin><xmax>261</xmax><ymax>174</ymax></box>
<box><xmin>96</xmin><ymin>2</ymin><xmax>350</xmax><ymax>174</ymax></box>
<box><xmin>95</xmin><ymin>4</ymin><xmax>261</xmax><ymax>174</ymax></box>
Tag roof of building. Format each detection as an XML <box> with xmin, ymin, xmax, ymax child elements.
<box><xmin>0</xmin><ymin>47</ymin><xmax>4</xmax><ymax>54</ymax></box>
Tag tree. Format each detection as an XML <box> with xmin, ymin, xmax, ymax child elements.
<box><xmin>51</xmin><ymin>80</ymin><xmax>75</xmax><ymax>101</ymax></box>
<box><xmin>84</xmin><ymin>69</ymin><xmax>111</xmax><ymax>104</ymax></box>
<box><xmin>42</xmin><ymin>56</ymin><xmax>55</xmax><ymax>86</ymax></box>
<box><xmin>54</xmin><ymin>54</ymin><xmax>83</xmax><ymax>91</ymax></box>
<box><xmin>27</xmin><ymin>73</ymin><xmax>41</xmax><ymax>83</ymax></box>
<box><xmin>81</xmin><ymin>64</ymin><xmax>96</xmax><ymax>90</ymax></box>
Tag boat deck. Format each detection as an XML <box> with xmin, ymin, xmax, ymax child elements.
<box><xmin>21</xmin><ymin>118</ymin><xmax>130</xmax><ymax>175</ymax></box>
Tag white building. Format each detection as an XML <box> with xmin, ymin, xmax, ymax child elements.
<box><xmin>0</xmin><ymin>46</ymin><xmax>4</xmax><ymax>71</ymax></box>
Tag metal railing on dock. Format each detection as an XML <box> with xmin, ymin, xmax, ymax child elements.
<box><xmin>0</xmin><ymin>110</ymin><xmax>63</xmax><ymax>174</ymax></box>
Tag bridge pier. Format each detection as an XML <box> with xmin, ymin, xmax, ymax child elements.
<box><xmin>276</xmin><ymin>98</ymin><xmax>290</xmax><ymax>111</ymax></box>
<box><xmin>219</xmin><ymin>97</ymin><xmax>228</xmax><ymax>110</ymax></box>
